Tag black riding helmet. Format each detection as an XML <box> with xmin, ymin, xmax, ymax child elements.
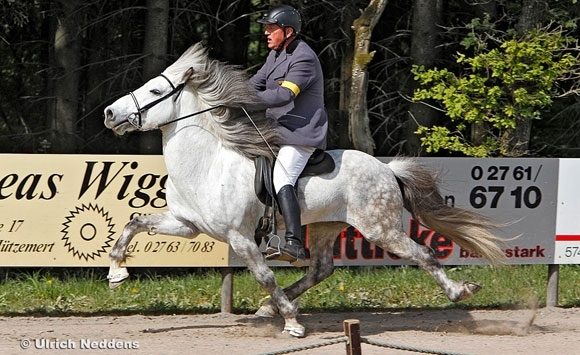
<box><xmin>257</xmin><ymin>5</ymin><xmax>302</xmax><ymax>35</ymax></box>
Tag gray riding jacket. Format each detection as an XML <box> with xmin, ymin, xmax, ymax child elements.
<box><xmin>249</xmin><ymin>39</ymin><xmax>328</xmax><ymax>149</ymax></box>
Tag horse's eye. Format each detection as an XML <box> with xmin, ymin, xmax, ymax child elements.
<box><xmin>150</xmin><ymin>89</ymin><xmax>162</xmax><ymax>95</ymax></box>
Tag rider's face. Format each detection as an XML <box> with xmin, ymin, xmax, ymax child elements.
<box><xmin>264</xmin><ymin>24</ymin><xmax>289</xmax><ymax>50</ymax></box>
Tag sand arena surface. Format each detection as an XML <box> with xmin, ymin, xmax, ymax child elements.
<box><xmin>1</xmin><ymin>307</ymin><xmax>579</xmax><ymax>354</ymax></box>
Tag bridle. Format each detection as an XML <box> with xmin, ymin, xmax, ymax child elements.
<box><xmin>127</xmin><ymin>73</ymin><xmax>222</xmax><ymax>129</ymax></box>
<box><xmin>128</xmin><ymin>74</ymin><xmax>184</xmax><ymax>129</ymax></box>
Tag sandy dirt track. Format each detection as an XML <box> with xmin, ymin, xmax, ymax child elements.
<box><xmin>1</xmin><ymin>307</ymin><xmax>579</xmax><ymax>354</ymax></box>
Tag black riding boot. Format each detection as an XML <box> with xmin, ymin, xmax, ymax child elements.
<box><xmin>266</xmin><ymin>184</ymin><xmax>305</xmax><ymax>265</ymax></box>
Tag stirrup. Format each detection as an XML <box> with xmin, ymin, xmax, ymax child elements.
<box><xmin>264</xmin><ymin>233</ymin><xmax>282</xmax><ymax>258</ymax></box>
<box><xmin>265</xmin><ymin>235</ymin><xmax>305</xmax><ymax>267</ymax></box>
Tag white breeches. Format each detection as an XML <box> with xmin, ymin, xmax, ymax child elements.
<box><xmin>273</xmin><ymin>145</ymin><xmax>315</xmax><ymax>193</ymax></box>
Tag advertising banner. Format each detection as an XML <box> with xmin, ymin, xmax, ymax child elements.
<box><xmin>0</xmin><ymin>154</ymin><xmax>574</xmax><ymax>267</ymax></box>
<box><xmin>316</xmin><ymin>158</ymin><xmax>558</xmax><ymax>266</ymax></box>
<box><xmin>554</xmin><ymin>159</ymin><xmax>580</xmax><ymax>264</ymax></box>
<box><xmin>0</xmin><ymin>155</ymin><xmax>229</xmax><ymax>267</ymax></box>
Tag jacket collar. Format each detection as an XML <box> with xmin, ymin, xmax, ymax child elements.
<box><xmin>267</xmin><ymin>40</ymin><xmax>301</xmax><ymax>78</ymax></box>
<box><xmin>275</xmin><ymin>38</ymin><xmax>300</xmax><ymax>59</ymax></box>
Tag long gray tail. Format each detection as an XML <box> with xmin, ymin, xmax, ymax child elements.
<box><xmin>388</xmin><ymin>157</ymin><xmax>507</xmax><ymax>266</ymax></box>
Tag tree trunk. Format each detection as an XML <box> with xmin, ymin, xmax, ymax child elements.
<box><xmin>349</xmin><ymin>0</ymin><xmax>388</xmax><ymax>155</ymax></box>
<box><xmin>404</xmin><ymin>0</ymin><xmax>443</xmax><ymax>155</ymax></box>
<box><xmin>209</xmin><ymin>0</ymin><xmax>251</xmax><ymax>65</ymax></box>
<box><xmin>50</xmin><ymin>0</ymin><xmax>81</xmax><ymax>153</ymax></box>
<box><xmin>140</xmin><ymin>0</ymin><xmax>169</xmax><ymax>154</ymax></box>
<box><xmin>323</xmin><ymin>3</ymin><xmax>357</xmax><ymax>150</ymax></box>
<box><xmin>470</xmin><ymin>1</ymin><xmax>497</xmax><ymax>146</ymax></box>
<box><xmin>506</xmin><ymin>0</ymin><xmax>547</xmax><ymax>155</ymax></box>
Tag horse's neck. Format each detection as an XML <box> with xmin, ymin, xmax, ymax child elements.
<box><xmin>162</xmin><ymin>123</ymin><xmax>216</xmax><ymax>173</ymax></box>
<box><xmin>160</xmin><ymin>93</ymin><xmax>253</xmax><ymax>188</ymax></box>
<box><xmin>161</xmin><ymin>119</ymin><xmax>249</xmax><ymax>185</ymax></box>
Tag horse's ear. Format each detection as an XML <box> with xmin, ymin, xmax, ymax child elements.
<box><xmin>181</xmin><ymin>67</ymin><xmax>194</xmax><ymax>84</ymax></box>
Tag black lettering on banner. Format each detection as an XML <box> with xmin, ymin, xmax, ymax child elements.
<box><xmin>125</xmin><ymin>240</ymin><xmax>216</xmax><ymax>254</ymax></box>
<box><xmin>129</xmin><ymin>174</ymin><xmax>161</xmax><ymax>208</ymax></box>
<box><xmin>468</xmin><ymin>165</ymin><xmax>544</xmax><ymax>209</ymax></box>
<box><xmin>470</xmin><ymin>165</ymin><xmax>540</xmax><ymax>182</ymax></box>
<box><xmin>78</xmin><ymin>161</ymin><xmax>167</xmax><ymax>209</ymax></box>
<box><xmin>9</xmin><ymin>219</ymin><xmax>24</xmax><ymax>232</ymax></box>
<box><xmin>78</xmin><ymin>161</ymin><xmax>133</xmax><ymax>199</ymax></box>
<box><xmin>151</xmin><ymin>175</ymin><xmax>167</xmax><ymax>208</ymax></box>
<box><xmin>0</xmin><ymin>220</ymin><xmax>22</xmax><ymax>233</ymax></box>
<box><xmin>0</xmin><ymin>239</ymin><xmax>55</xmax><ymax>253</ymax></box>
<box><xmin>564</xmin><ymin>246</ymin><xmax>580</xmax><ymax>258</ymax></box>
<box><xmin>469</xmin><ymin>185</ymin><xmax>542</xmax><ymax>209</ymax></box>
<box><xmin>0</xmin><ymin>174</ymin><xmax>17</xmax><ymax>199</ymax></box>
<box><xmin>41</xmin><ymin>174</ymin><xmax>62</xmax><ymax>200</ymax></box>
<box><xmin>15</xmin><ymin>174</ymin><xmax>42</xmax><ymax>199</ymax></box>
<box><xmin>0</xmin><ymin>173</ymin><xmax>61</xmax><ymax>201</ymax></box>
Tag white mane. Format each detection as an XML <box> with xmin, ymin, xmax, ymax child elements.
<box><xmin>164</xmin><ymin>43</ymin><xmax>279</xmax><ymax>160</ymax></box>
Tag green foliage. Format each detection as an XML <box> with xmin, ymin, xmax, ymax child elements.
<box><xmin>412</xmin><ymin>23</ymin><xmax>580</xmax><ymax>157</ymax></box>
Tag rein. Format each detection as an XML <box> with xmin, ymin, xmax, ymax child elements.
<box><xmin>127</xmin><ymin>73</ymin><xmax>222</xmax><ymax>129</ymax></box>
<box><xmin>158</xmin><ymin>105</ymin><xmax>223</xmax><ymax>128</ymax></box>
<box><xmin>127</xmin><ymin>74</ymin><xmax>269</xmax><ymax>157</ymax></box>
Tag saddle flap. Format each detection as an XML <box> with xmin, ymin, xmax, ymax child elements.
<box><xmin>254</xmin><ymin>150</ymin><xmax>335</xmax><ymax>205</ymax></box>
<box><xmin>254</xmin><ymin>156</ymin><xmax>274</xmax><ymax>205</ymax></box>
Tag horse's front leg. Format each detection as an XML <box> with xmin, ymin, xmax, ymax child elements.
<box><xmin>228</xmin><ymin>233</ymin><xmax>305</xmax><ymax>337</ymax></box>
<box><xmin>108</xmin><ymin>212</ymin><xmax>199</xmax><ymax>288</ymax></box>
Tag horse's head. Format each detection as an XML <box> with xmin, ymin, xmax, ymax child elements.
<box><xmin>104</xmin><ymin>69</ymin><xmax>193</xmax><ymax>135</ymax></box>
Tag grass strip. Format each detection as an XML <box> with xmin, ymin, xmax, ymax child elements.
<box><xmin>0</xmin><ymin>265</ymin><xmax>578</xmax><ymax>316</ymax></box>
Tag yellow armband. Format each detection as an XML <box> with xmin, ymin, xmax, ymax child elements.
<box><xmin>280</xmin><ymin>81</ymin><xmax>300</xmax><ymax>97</ymax></box>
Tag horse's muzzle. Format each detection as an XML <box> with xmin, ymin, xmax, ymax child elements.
<box><xmin>103</xmin><ymin>106</ymin><xmax>116</xmax><ymax>127</ymax></box>
<box><xmin>103</xmin><ymin>106</ymin><xmax>133</xmax><ymax>135</ymax></box>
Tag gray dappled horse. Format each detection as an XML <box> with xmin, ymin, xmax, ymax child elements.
<box><xmin>103</xmin><ymin>43</ymin><xmax>507</xmax><ymax>337</ymax></box>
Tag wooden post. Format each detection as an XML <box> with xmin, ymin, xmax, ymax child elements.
<box><xmin>220</xmin><ymin>267</ymin><xmax>234</xmax><ymax>313</ymax></box>
<box><xmin>343</xmin><ymin>319</ymin><xmax>362</xmax><ymax>355</ymax></box>
<box><xmin>546</xmin><ymin>264</ymin><xmax>559</xmax><ymax>307</ymax></box>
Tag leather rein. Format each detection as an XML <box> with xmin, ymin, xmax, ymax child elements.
<box><xmin>127</xmin><ymin>73</ymin><xmax>222</xmax><ymax>129</ymax></box>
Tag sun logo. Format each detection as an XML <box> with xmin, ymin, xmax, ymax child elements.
<box><xmin>61</xmin><ymin>203</ymin><xmax>116</xmax><ymax>261</ymax></box>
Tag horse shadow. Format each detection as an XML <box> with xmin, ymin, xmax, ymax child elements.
<box><xmin>234</xmin><ymin>307</ymin><xmax>546</xmax><ymax>337</ymax></box>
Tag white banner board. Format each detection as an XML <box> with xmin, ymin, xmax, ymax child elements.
<box><xmin>554</xmin><ymin>159</ymin><xmax>580</xmax><ymax>264</ymax></box>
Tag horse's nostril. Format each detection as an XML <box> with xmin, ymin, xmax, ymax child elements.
<box><xmin>104</xmin><ymin>108</ymin><xmax>115</xmax><ymax>121</ymax></box>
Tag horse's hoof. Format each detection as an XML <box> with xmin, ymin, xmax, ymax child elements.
<box><xmin>107</xmin><ymin>268</ymin><xmax>129</xmax><ymax>289</ymax></box>
<box><xmin>454</xmin><ymin>281</ymin><xmax>481</xmax><ymax>301</ymax></box>
<box><xmin>283</xmin><ymin>325</ymin><xmax>305</xmax><ymax>338</ymax></box>
<box><xmin>255</xmin><ymin>303</ymin><xmax>278</xmax><ymax>318</ymax></box>
<box><xmin>465</xmin><ymin>281</ymin><xmax>482</xmax><ymax>295</ymax></box>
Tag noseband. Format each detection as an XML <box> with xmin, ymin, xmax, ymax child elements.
<box><xmin>127</xmin><ymin>74</ymin><xmax>222</xmax><ymax>129</ymax></box>
<box><xmin>128</xmin><ymin>74</ymin><xmax>185</xmax><ymax>129</ymax></box>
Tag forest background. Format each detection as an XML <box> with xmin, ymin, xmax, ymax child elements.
<box><xmin>2</xmin><ymin>0</ymin><xmax>580</xmax><ymax>158</ymax></box>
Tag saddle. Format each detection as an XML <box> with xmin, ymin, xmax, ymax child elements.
<box><xmin>253</xmin><ymin>149</ymin><xmax>335</xmax><ymax>239</ymax></box>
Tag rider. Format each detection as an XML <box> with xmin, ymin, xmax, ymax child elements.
<box><xmin>249</xmin><ymin>5</ymin><xmax>328</xmax><ymax>265</ymax></box>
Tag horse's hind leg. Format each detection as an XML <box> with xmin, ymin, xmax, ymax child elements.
<box><xmin>374</xmin><ymin>229</ymin><xmax>480</xmax><ymax>302</ymax></box>
<box><xmin>108</xmin><ymin>212</ymin><xmax>199</xmax><ymax>288</ymax></box>
<box><xmin>256</xmin><ymin>222</ymin><xmax>344</xmax><ymax>317</ymax></box>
